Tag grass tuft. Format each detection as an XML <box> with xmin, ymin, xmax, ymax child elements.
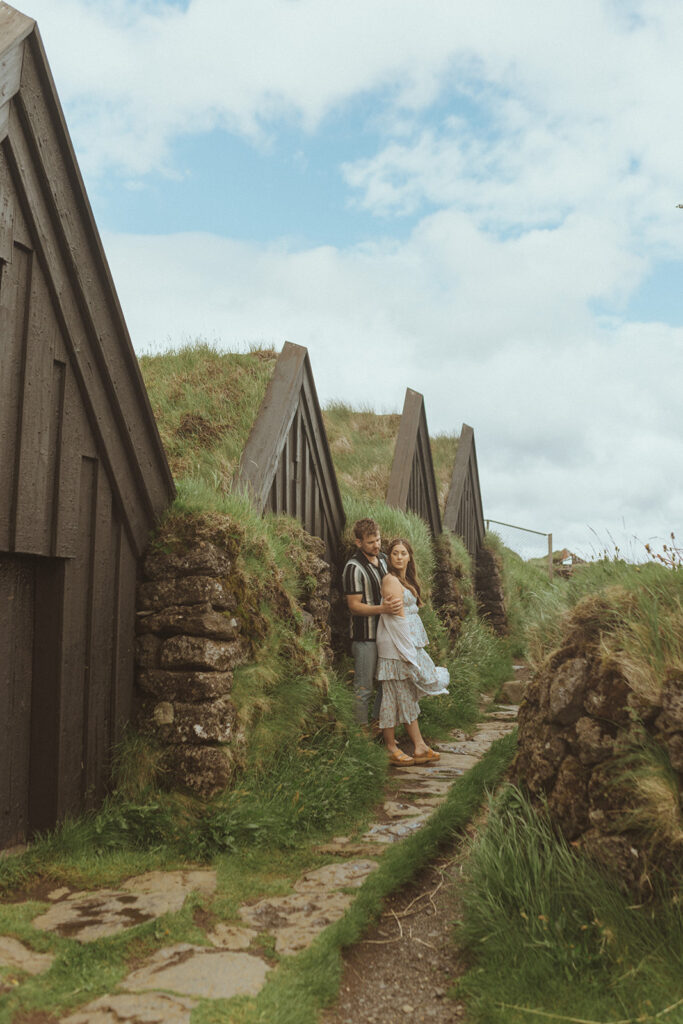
<box><xmin>456</xmin><ymin>785</ymin><xmax>683</xmax><ymax>1023</ymax></box>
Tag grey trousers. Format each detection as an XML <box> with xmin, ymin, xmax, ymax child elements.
<box><xmin>351</xmin><ymin>640</ymin><xmax>383</xmax><ymax>725</ymax></box>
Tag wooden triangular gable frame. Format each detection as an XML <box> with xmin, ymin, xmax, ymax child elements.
<box><xmin>0</xmin><ymin>4</ymin><xmax>174</xmax><ymax>556</ymax></box>
<box><xmin>443</xmin><ymin>423</ymin><xmax>485</xmax><ymax>558</ymax></box>
<box><xmin>233</xmin><ymin>342</ymin><xmax>345</xmax><ymax>562</ymax></box>
<box><xmin>386</xmin><ymin>388</ymin><xmax>442</xmax><ymax>536</ymax></box>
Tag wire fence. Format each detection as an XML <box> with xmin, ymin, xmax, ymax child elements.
<box><xmin>486</xmin><ymin>518</ymin><xmax>553</xmax><ymax>580</ymax></box>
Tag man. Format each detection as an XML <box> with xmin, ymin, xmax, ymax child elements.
<box><xmin>342</xmin><ymin>518</ymin><xmax>402</xmax><ymax>729</ymax></box>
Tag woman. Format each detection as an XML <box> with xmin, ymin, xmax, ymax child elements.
<box><xmin>376</xmin><ymin>538</ymin><xmax>449</xmax><ymax>766</ymax></box>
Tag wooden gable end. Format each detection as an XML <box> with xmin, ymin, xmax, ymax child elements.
<box><xmin>0</xmin><ymin>6</ymin><xmax>174</xmax><ymax>555</ymax></box>
<box><xmin>386</xmin><ymin>388</ymin><xmax>442</xmax><ymax>536</ymax></box>
<box><xmin>233</xmin><ymin>342</ymin><xmax>345</xmax><ymax>562</ymax></box>
<box><xmin>0</xmin><ymin>5</ymin><xmax>174</xmax><ymax>848</ymax></box>
<box><xmin>443</xmin><ymin>423</ymin><xmax>485</xmax><ymax>558</ymax></box>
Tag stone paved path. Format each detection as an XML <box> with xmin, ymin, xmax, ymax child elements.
<box><xmin>0</xmin><ymin>687</ymin><xmax>522</xmax><ymax>1023</ymax></box>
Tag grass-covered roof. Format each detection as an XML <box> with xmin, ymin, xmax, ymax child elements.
<box><xmin>322</xmin><ymin>402</ymin><xmax>458</xmax><ymax>509</ymax></box>
<box><xmin>139</xmin><ymin>343</ymin><xmax>277</xmax><ymax>490</ymax></box>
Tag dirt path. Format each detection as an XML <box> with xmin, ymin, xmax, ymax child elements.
<box><xmin>0</xmin><ymin>683</ymin><xmax>521</xmax><ymax>1023</ymax></box>
<box><xmin>320</xmin><ymin>838</ymin><xmax>473</xmax><ymax>1024</ymax></box>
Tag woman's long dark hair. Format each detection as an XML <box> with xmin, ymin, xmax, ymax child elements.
<box><xmin>386</xmin><ymin>537</ymin><xmax>423</xmax><ymax>606</ymax></box>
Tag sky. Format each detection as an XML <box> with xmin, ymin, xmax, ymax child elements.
<box><xmin>22</xmin><ymin>0</ymin><xmax>683</xmax><ymax>560</ymax></box>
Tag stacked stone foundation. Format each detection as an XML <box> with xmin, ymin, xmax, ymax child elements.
<box><xmin>135</xmin><ymin>534</ymin><xmax>333</xmax><ymax>798</ymax></box>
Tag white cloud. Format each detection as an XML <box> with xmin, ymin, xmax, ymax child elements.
<box><xmin>102</xmin><ymin>225</ymin><xmax>683</xmax><ymax>560</ymax></box>
<box><xmin>19</xmin><ymin>0</ymin><xmax>683</xmax><ymax>559</ymax></box>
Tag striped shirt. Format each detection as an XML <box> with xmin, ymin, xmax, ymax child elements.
<box><xmin>342</xmin><ymin>551</ymin><xmax>388</xmax><ymax>641</ymax></box>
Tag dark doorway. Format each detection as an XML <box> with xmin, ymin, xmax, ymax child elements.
<box><xmin>0</xmin><ymin>553</ymin><xmax>62</xmax><ymax>848</ymax></box>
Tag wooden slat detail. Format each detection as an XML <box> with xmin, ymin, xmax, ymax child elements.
<box><xmin>110</xmin><ymin>522</ymin><xmax>137</xmax><ymax>746</ymax></box>
<box><xmin>387</xmin><ymin>388</ymin><xmax>442</xmax><ymax>536</ymax></box>
<box><xmin>235</xmin><ymin>342</ymin><xmax>345</xmax><ymax>561</ymax></box>
<box><xmin>0</xmin><ymin>237</ymin><xmax>30</xmax><ymax>550</ymax></box>
<box><xmin>0</xmin><ymin>554</ymin><xmax>34</xmax><ymax>848</ymax></box>
<box><xmin>443</xmin><ymin>423</ymin><xmax>485</xmax><ymax>558</ymax></box>
<box><xmin>299</xmin><ymin>367</ymin><xmax>345</xmax><ymax>543</ymax></box>
<box><xmin>29</xmin><ymin>554</ymin><xmax>64</xmax><ymax>834</ymax></box>
<box><xmin>58</xmin><ymin>455</ymin><xmax>97</xmax><ymax>818</ymax></box>
<box><xmin>83</xmin><ymin>468</ymin><xmax>116</xmax><ymax>806</ymax></box>
<box><xmin>14</xmin><ymin>253</ymin><xmax>59</xmax><ymax>554</ymax></box>
<box><xmin>0</xmin><ymin>139</ymin><xmax>14</xmax><ymax>258</ymax></box>
<box><xmin>16</xmin><ymin>36</ymin><xmax>174</xmax><ymax>519</ymax></box>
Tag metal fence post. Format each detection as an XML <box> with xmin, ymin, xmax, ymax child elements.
<box><xmin>548</xmin><ymin>533</ymin><xmax>553</xmax><ymax>581</ymax></box>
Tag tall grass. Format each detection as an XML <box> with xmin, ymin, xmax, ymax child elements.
<box><xmin>456</xmin><ymin>786</ymin><xmax>683</xmax><ymax>1023</ymax></box>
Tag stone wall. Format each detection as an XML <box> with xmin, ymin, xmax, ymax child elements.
<box><xmin>135</xmin><ymin>533</ymin><xmax>333</xmax><ymax>798</ymax></box>
<box><xmin>474</xmin><ymin>546</ymin><xmax>508</xmax><ymax>636</ymax></box>
<box><xmin>514</xmin><ymin>599</ymin><xmax>683</xmax><ymax>892</ymax></box>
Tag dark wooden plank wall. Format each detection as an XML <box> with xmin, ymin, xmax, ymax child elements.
<box><xmin>443</xmin><ymin>424</ymin><xmax>485</xmax><ymax>559</ymax></box>
<box><xmin>21</xmin><ymin>33</ymin><xmax>173</xmax><ymax>539</ymax></box>
<box><xmin>2</xmin><ymin>30</ymin><xmax>173</xmax><ymax>558</ymax></box>
<box><xmin>0</xmin><ymin>555</ymin><xmax>34</xmax><ymax>849</ymax></box>
<box><xmin>0</xmin><ymin>147</ymin><xmax>139</xmax><ymax>835</ymax></box>
<box><xmin>386</xmin><ymin>388</ymin><xmax>442</xmax><ymax>536</ymax></box>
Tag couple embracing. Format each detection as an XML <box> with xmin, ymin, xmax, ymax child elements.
<box><xmin>342</xmin><ymin>518</ymin><xmax>449</xmax><ymax>767</ymax></box>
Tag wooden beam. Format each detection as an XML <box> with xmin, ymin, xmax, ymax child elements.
<box><xmin>0</xmin><ymin>4</ymin><xmax>32</xmax><ymax>103</ymax></box>
<box><xmin>387</xmin><ymin>388</ymin><xmax>422</xmax><ymax>510</ymax></box>
<box><xmin>233</xmin><ymin>342</ymin><xmax>306</xmax><ymax>510</ymax></box>
<box><xmin>443</xmin><ymin>422</ymin><xmax>485</xmax><ymax>555</ymax></box>
<box><xmin>387</xmin><ymin>388</ymin><xmax>442</xmax><ymax>535</ymax></box>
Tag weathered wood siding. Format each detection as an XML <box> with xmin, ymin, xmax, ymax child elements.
<box><xmin>0</xmin><ymin>6</ymin><xmax>174</xmax><ymax>846</ymax></box>
<box><xmin>0</xmin><ymin>555</ymin><xmax>34</xmax><ymax>848</ymax></box>
<box><xmin>234</xmin><ymin>342</ymin><xmax>345</xmax><ymax>562</ymax></box>
<box><xmin>386</xmin><ymin>388</ymin><xmax>442</xmax><ymax>536</ymax></box>
<box><xmin>443</xmin><ymin>423</ymin><xmax>485</xmax><ymax>558</ymax></box>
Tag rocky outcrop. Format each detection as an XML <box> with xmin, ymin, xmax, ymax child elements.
<box><xmin>514</xmin><ymin>593</ymin><xmax>683</xmax><ymax>893</ymax></box>
<box><xmin>474</xmin><ymin>547</ymin><xmax>508</xmax><ymax>636</ymax></box>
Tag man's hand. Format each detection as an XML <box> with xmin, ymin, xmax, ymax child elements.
<box><xmin>346</xmin><ymin>592</ymin><xmax>402</xmax><ymax>617</ymax></box>
<box><xmin>380</xmin><ymin>593</ymin><xmax>403</xmax><ymax>615</ymax></box>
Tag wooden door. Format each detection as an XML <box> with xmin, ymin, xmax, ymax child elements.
<box><xmin>0</xmin><ymin>554</ymin><xmax>35</xmax><ymax>849</ymax></box>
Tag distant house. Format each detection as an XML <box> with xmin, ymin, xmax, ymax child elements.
<box><xmin>0</xmin><ymin>4</ymin><xmax>174</xmax><ymax>849</ymax></box>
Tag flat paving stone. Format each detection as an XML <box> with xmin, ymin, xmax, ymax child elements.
<box><xmin>0</xmin><ymin>935</ymin><xmax>54</xmax><ymax>975</ymax></box>
<box><xmin>294</xmin><ymin>860</ymin><xmax>378</xmax><ymax>892</ymax></box>
<box><xmin>121</xmin><ymin>943</ymin><xmax>269</xmax><ymax>999</ymax></box>
<box><xmin>240</xmin><ymin>890</ymin><xmax>355</xmax><ymax>955</ymax></box>
<box><xmin>206</xmin><ymin>923</ymin><xmax>258</xmax><ymax>949</ymax></box>
<box><xmin>315</xmin><ymin>840</ymin><xmax>387</xmax><ymax>858</ymax></box>
<box><xmin>33</xmin><ymin>870</ymin><xmax>216</xmax><ymax>942</ymax></box>
<box><xmin>61</xmin><ymin>990</ymin><xmax>198</xmax><ymax>1023</ymax></box>
<box><xmin>238</xmin><ymin>860</ymin><xmax>378</xmax><ymax>956</ymax></box>
<box><xmin>382</xmin><ymin>800</ymin><xmax>425</xmax><ymax>818</ymax></box>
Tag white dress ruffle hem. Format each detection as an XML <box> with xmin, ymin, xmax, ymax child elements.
<box><xmin>375</xmin><ymin>586</ymin><xmax>449</xmax><ymax>728</ymax></box>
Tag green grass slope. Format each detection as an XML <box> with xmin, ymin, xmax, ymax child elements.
<box><xmin>322</xmin><ymin>402</ymin><xmax>458</xmax><ymax>508</ymax></box>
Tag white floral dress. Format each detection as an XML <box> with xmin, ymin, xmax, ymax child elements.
<box><xmin>375</xmin><ymin>586</ymin><xmax>449</xmax><ymax>728</ymax></box>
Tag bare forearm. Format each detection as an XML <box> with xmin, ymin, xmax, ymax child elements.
<box><xmin>346</xmin><ymin>598</ymin><xmax>394</xmax><ymax>617</ymax></box>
